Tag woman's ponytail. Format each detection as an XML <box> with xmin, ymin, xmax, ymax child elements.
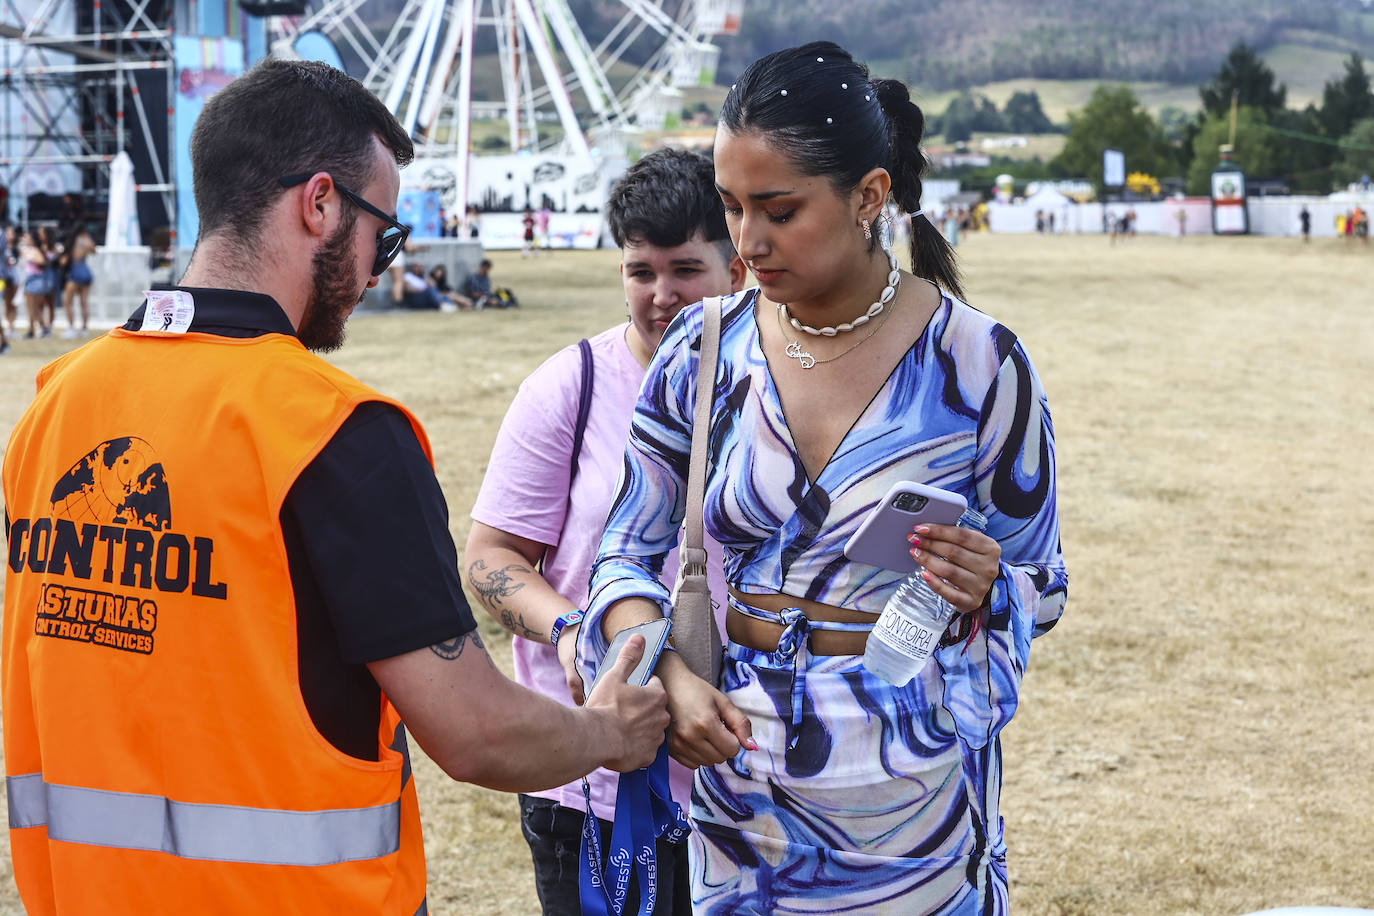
<box><xmin>873</xmin><ymin>79</ymin><xmax>965</xmax><ymax>300</ymax></box>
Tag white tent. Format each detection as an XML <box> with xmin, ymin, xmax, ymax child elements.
<box><xmin>989</xmin><ymin>185</ymin><xmax>1076</xmax><ymax>234</ymax></box>
<box><xmin>1022</xmin><ymin>185</ymin><xmax>1074</xmax><ymax>210</ymax></box>
<box><xmin>104</xmin><ymin>151</ymin><xmax>142</xmax><ymax>249</ymax></box>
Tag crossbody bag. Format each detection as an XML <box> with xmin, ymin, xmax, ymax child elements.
<box><xmin>669</xmin><ymin>296</ymin><xmax>724</xmax><ymax>686</ymax></box>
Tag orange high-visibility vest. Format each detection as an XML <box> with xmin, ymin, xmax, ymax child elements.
<box><xmin>3</xmin><ymin>323</ymin><xmax>429</xmax><ymax>914</ymax></box>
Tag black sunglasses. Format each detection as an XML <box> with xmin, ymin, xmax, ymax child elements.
<box><xmin>278</xmin><ymin>172</ymin><xmax>410</xmax><ymax>277</ymax></box>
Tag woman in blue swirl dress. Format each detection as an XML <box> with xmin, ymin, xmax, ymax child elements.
<box><xmin>580</xmin><ymin>41</ymin><xmax>1067</xmax><ymax>915</ymax></box>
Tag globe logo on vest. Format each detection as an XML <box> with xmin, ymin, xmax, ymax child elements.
<box><xmin>51</xmin><ymin>437</ymin><xmax>171</xmax><ymax>529</ymax></box>
<box><xmin>6</xmin><ymin>437</ymin><xmax>228</xmax><ymax>656</ymax></box>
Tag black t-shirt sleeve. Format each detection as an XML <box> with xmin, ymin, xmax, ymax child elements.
<box><xmin>283</xmin><ymin>400</ymin><xmax>476</xmax><ymax>664</ymax></box>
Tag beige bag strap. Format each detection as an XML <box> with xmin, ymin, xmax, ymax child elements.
<box><xmin>681</xmin><ymin>297</ymin><xmax>720</xmax><ymax>576</ymax></box>
<box><xmin>671</xmin><ymin>297</ymin><xmax>722</xmax><ymax>684</ymax></box>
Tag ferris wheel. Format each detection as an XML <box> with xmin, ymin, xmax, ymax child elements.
<box><xmin>270</xmin><ymin>0</ymin><xmax>744</xmax><ymax>163</ymax></box>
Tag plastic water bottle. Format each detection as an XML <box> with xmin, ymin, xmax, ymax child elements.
<box><xmin>863</xmin><ymin>573</ymin><xmax>954</xmax><ymax>686</ymax></box>
<box><xmin>863</xmin><ymin>507</ymin><xmax>987</xmax><ymax>686</ymax></box>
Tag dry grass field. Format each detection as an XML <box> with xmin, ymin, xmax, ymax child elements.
<box><xmin>1</xmin><ymin>232</ymin><xmax>1372</xmax><ymax>914</ymax></box>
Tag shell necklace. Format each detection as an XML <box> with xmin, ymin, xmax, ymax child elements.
<box><xmin>775</xmin><ymin>292</ymin><xmax>894</xmax><ymax>369</ymax></box>
<box><xmin>778</xmin><ymin>250</ymin><xmax>900</xmax><ymax>337</ymax></box>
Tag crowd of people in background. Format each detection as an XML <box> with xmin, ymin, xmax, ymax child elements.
<box><xmin>1337</xmin><ymin>206</ymin><xmax>1369</xmax><ymax>243</ymax></box>
<box><xmin>3</xmin><ymin>207</ymin><xmax>522</xmax><ymax>346</ymax></box>
<box><xmin>935</xmin><ymin>203</ymin><xmax>986</xmax><ymax>247</ymax></box>
<box><xmin>438</xmin><ymin>203</ymin><xmax>484</xmax><ymax>239</ymax></box>
<box><xmin>1</xmin><ymin>193</ymin><xmax>99</xmax><ymax>353</ymax></box>
<box><xmin>1107</xmin><ymin>207</ymin><xmax>1138</xmax><ymax>243</ymax></box>
<box><xmin>520</xmin><ymin>204</ymin><xmax>553</xmax><ymax>257</ymax></box>
<box><xmin>389</xmin><ymin>247</ymin><xmax>515</xmax><ymax>312</ymax></box>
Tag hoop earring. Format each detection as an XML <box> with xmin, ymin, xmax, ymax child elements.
<box><xmin>861</xmin><ymin>218</ymin><xmax>872</xmax><ymax>240</ymax></box>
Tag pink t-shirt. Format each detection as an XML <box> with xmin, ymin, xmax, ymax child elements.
<box><xmin>470</xmin><ymin>323</ymin><xmax>726</xmax><ymax>821</ymax></box>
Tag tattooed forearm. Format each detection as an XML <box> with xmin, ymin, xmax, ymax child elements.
<box><xmin>470</xmin><ymin>559</ymin><xmax>541</xmax><ymax>638</ymax></box>
<box><xmin>499</xmin><ymin>608</ymin><xmax>542</xmax><ymax>640</ymax></box>
<box><xmin>430</xmin><ymin>630</ymin><xmax>486</xmax><ymax>660</ymax></box>
<box><xmin>468</xmin><ymin>559</ymin><xmax>529</xmax><ymax>612</ymax></box>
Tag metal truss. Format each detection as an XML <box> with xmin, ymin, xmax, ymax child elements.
<box><xmin>0</xmin><ymin>0</ymin><xmax>174</xmax><ymax>227</ymax></box>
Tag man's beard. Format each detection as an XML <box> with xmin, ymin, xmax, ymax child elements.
<box><xmin>298</xmin><ymin>210</ymin><xmax>362</xmax><ymax>353</ymax></box>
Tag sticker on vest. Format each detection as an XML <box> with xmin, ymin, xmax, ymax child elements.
<box><xmin>140</xmin><ymin>290</ymin><xmax>195</xmax><ymax>334</ymax></box>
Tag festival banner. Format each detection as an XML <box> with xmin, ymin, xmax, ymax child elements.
<box><xmin>173</xmin><ymin>37</ymin><xmax>245</xmax><ymax>251</ymax></box>
<box><xmin>401</xmin><ymin>152</ymin><xmax>623</xmax><ymax>249</ymax></box>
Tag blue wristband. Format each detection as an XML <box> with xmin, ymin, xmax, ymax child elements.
<box><xmin>550</xmin><ymin>610</ymin><xmax>583</xmax><ymax>648</ymax></box>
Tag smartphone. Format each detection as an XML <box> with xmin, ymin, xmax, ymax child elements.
<box><xmin>588</xmin><ymin>617</ymin><xmax>673</xmax><ymax>694</ymax></box>
<box><xmin>843</xmin><ymin>481</ymin><xmax>968</xmax><ymax>573</ymax></box>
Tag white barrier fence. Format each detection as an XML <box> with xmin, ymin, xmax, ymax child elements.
<box><xmin>987</xmin><ymin>195</ymin><xmax>1372</xmax><ymax>238</ymax></box>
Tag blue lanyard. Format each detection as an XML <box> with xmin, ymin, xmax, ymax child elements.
<box><xmin>579</xmin><ymin>743</ymin><xmax>689</xmax><ymax>916</ymax></box>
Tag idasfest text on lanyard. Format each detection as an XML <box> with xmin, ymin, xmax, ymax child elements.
<box><xmin>578</xmin><ymin>743</ymin><xmax>688</xmax><ymax>916</ymax></box>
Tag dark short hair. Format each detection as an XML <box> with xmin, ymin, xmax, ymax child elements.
<box><xmin>190</xmin><ymin>59</ymin><xmax>413</xmax><ymax>245</ymax></box>
<box><xmin>721</xmin><ymin>41</ymin><xmax>962</xmax><ymax>298</ymax></box>
<box><xmin>606</xmin><ymin>147</ymin><xmax>733</xmax><ymax>262</ymax></box>
<box><xmin>479</xmin><ymin>259</ymin><xmax>492</xmax><ymax>268</ymax></box>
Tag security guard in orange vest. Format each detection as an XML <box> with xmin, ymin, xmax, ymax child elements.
<box><xmin>1</xmin><ymin>60</ymin><xmax>669</xmax><ymax>915</ymax></box>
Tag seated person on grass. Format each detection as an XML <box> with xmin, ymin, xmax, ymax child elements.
<box><xmin>401</xmin><ymin>262</ymin><xmax>442</xmax><ymax>309</ymax></box>
<box><xmin>429</xmin><ymin>265</ymin><xmax>473</xmax><ymax>310</ymax></box>
<box><xmin>461</xmin><ymin>259</ymin><xmax>514</xmax><ymax>309</ymax></box>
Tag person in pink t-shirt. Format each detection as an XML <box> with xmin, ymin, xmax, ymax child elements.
<box><xmin>467</xmin><ymin>148</ymin><xmax>745</xmax><ymax>915</ymax></box>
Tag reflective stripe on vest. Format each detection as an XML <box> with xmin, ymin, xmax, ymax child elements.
<box><xmin>7</xmin><ymin>773</ymin><xmax>401</xmax><ymax>866</ymax></box>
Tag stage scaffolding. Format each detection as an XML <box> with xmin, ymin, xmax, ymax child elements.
<box><xmin>0</xmin><ymin>0</ymin><xmax>176</xmax><ymax>231</ymax></box>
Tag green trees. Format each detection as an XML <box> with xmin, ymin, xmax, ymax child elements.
<box><xmin>1271</xmin><ymin>105</ymin><xmax>1334</xmax><ymax>191</ymax></box>
<box><xmin>1333</xmin><ymin>118</ymin><xmax>1374</xmax><ymax>187</ymax></box>
<box><xmin>939</xmin><ymin>92</ymin><xmax>1005</xmax><ymax>143</ymax></box>
<box><xmin>1051</xmin><ymin>85</ymin><xmax>1174</xmax><ymax>192</ymax></box>
<box><xmin>933</xmin><ymin>90</ymin><xmax>1059</xmax><ymax>142</ymax></box>
<box><xmin>1319</xmin><ymin>53</ymin><xmax>1374</xmax><ymax>143</ymax></box>
<box><xmin>1198</xmin><ymin>42</ymin><xmax>1287</xmax><ymax>120</ymax></box>
<box><xmin>1181</xmin><ymin>47</ymin><xmax>1372</xmax><ymax>191</ymax></box>
<box><xmin>1003</xmin><ymin>91</ymin><xmax>1057</xmax><ymax>134</ymax></box>
<box><xmin>1185</xmin><ymin>107</ymin><xmax>1288</xmax><ymax>194</ymax></box>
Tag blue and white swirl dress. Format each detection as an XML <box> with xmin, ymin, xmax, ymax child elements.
<box><xmin>581</xmin><ymin>288</ymin><xmax>1067</xmax><ymax>915</ymax></box>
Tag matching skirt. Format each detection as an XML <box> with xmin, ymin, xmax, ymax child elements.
<box><xmin>688</xmin><ymin>636</ymin><xmax>1008</xmax><ymax>915</ymax></box>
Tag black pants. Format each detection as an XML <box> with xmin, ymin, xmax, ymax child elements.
<box><xmin>517</xmin><ymin>794</ymin><xmax>691</xmax><ymax>915</ymax></box>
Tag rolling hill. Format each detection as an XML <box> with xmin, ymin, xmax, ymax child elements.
<box><xmin>708</xmin><ymin>0</ymin><xmax>1374</xmax><ymax>91</ymax></box>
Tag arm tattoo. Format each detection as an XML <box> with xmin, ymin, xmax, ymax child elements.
<box><xmin>430</xmin><ymin>629</ymin><xmax>486</xmax><ymax>660</ymax></box>
<box><xmin>468</xmin><ymin>559</ymin><xmax>528</xmax><ymax>608</ymax></box>
<box><xmin>500</xmin><ymin>609</ymin><xmax>541</xmax><ymax>641</ymax></box>
<box><xmin>468</xmin><ymin>559</ymin><xmax>540</xmax><ymax>638</ymax></box>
